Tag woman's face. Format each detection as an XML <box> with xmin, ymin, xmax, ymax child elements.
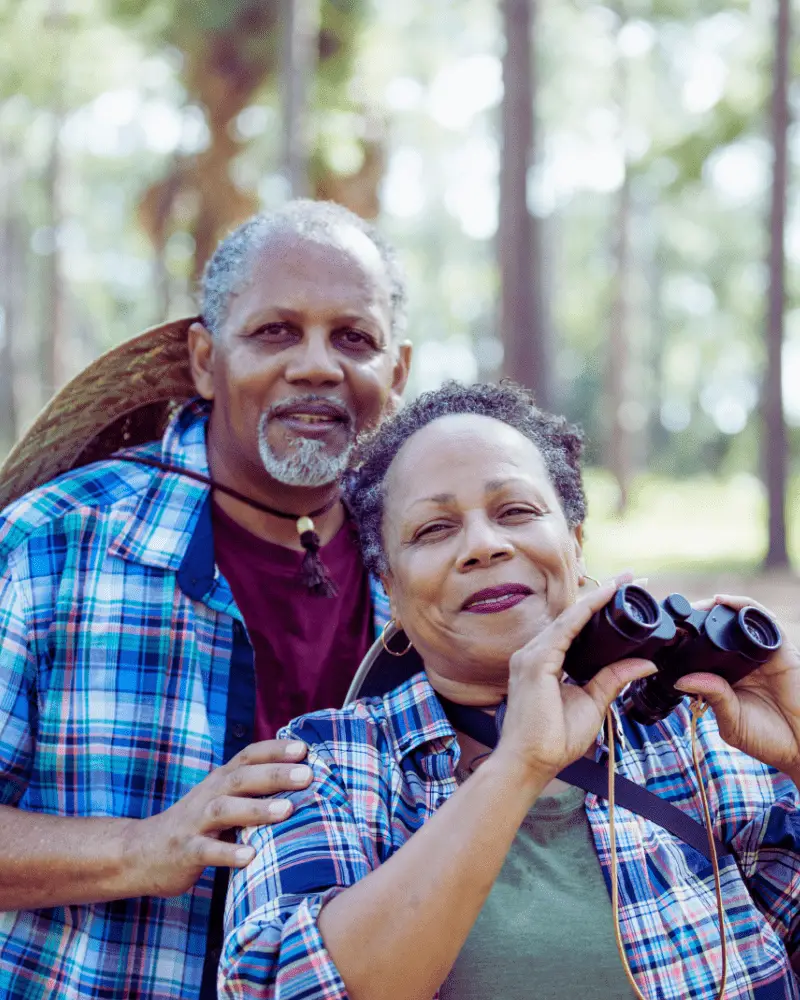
<box><xmin>381</xmin><ymin>413</ymin><xmax>585</xmax><ymax>691</ymax></box>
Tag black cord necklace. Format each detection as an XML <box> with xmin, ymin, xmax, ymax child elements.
<box><xmin>115</xmin><ymin>453</ymin><xmax>339</xmax><ymax>597</ymax></box>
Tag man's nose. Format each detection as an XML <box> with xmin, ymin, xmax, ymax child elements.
<box><xmin>284</xmin><ymin>331</ymin><xmax>344</xmax><ymax>386</ymax></box>
<box><xmin>456</xmin><ymin>516</ymin><xmax>514</xmax><ymax>571</ymax></box>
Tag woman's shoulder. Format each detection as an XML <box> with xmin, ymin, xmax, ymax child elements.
<box><xmin>278</xmin><ymin>669</ymin><xmax>441</xmax><ymax>771</ymax></box>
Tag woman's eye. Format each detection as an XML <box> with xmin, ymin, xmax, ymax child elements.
<box><xmin>413</xmin><ymin>523</ymin><xmax>451</xmax><ymax>542</ymax></box>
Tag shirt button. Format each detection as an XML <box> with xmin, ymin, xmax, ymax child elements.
<box><xmin>232</xmin><ymin>723</ymin><xmax>247</xmax><ymax>740</ymax></box>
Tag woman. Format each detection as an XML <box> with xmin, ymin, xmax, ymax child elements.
<box><xmin>219</xmin><ymin>381</ymin><xmax>800</xmax><ymax>1000</ymax></box>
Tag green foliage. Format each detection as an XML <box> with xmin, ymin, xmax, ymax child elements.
<box><xmin>582</xmin><ymin>469</ymin><xmax>800</xmax><ymax>575</ymax></box>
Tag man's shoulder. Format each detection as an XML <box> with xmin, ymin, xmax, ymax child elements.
<box><xmin>0</xmin><ymin>446</ymin><xmax>161</xmax><ymax>561</ymax></box>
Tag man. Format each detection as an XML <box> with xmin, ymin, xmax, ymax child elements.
<box><xmin>0</xmin><ymin>199</ymin><xmax>412</xmax><ymax>999</ymax></box>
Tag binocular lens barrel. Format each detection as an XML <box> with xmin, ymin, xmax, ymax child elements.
<box><xmin>608</xmin><ymin>585</ymin><xmax>660</xmax><ymax>640</ymax></box>
<box><xmin>737</xmin><ymin>607</ymin><xmax>781</xmax><ymax>659</ymax></box>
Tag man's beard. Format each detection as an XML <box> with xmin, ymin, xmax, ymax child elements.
<box><xmin>257</xmin><ymin>412</ymin><xmax>355</xmax><ymax>488</ymax></box>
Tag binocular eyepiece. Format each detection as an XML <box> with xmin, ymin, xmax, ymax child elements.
<box><xmin>561</xmin><ymin>585</ymin><xmax>781</xmax><ymax>725</ymax></box>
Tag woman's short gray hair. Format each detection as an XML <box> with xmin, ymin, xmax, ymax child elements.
<box><xmin>343</xmin><ymin>380</ymin><xmax>587</xmax><ymax>577</ymax></box>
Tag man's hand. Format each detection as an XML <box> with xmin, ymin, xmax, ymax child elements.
<box><xmin>675</xmin><ymin>594</ymin><xmax>800</xmax><ymax>781</ymax></box>
<box><xmin>129</xmin><ymin>739</ymin><xmax>312</xmax><ymax>898</ymax></box>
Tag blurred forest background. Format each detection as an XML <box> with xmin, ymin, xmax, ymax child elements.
<box><xmin>0</xmin><ymin>0</ymin><xmax>798</xmax><ymax>599</ymax></box>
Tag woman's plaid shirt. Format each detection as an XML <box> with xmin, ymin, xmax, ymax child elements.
<box><xmin>221</xmin><ymin>673</ymin><xmax>800</xmax><ymax>1000</ymax></box>
<box><xmin>0</xmin><ymin>400</ymin><xmax>390</xmax><ymax>1000</ymax></box>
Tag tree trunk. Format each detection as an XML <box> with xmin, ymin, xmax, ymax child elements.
<box><xmin>41</xmin><ymin>0</ymin><xmax>67</xmax><ymax>399</ymax></box>
<box><xmin>604</xmin><ymin>32</ymin><xmax>636</xmax><ymax>515</ymax></box>
<box><xmin>0</xmin><ymin>139</ymin><xmax>18</xmax><ymax>452</ymax></box>
<box><xmin>282</xmin><ymin>0</ymin><xmax>321</xmax><ymax>199</ymax></box>
<box><xmin>606</xmin><ymin>159</ymin><xmax>633</xmax><ymax>513</ymax></box>
<box><xmin>762</xmin><ymin>0</ymin><xmax>791</xmax><ymax>570</ymax></box>
<box><xmin>498</xmin><ymin>0</ymin><xmax>550</xmax><ymax>409</ymax></box>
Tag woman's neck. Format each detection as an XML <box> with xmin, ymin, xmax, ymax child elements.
<box><xmin>425</xmin><ymin>669</ymin><xmax>507</xmax><ymax>708</ymax></box>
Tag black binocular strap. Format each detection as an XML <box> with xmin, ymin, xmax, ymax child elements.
<box><xmin>437</xmin><ymin>696</ymin><xmax>729</xmax><ymax>863</ymax></box>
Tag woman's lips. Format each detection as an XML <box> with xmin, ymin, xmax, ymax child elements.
<box><xmin>461</xmin><ymin>584</ymin><xmax>533</xmax><ymax>614</ymax></box>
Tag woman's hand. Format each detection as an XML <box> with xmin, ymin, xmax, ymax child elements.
<box><xmin>496</xmin><ymin>574</ymin><xmax>657</xmax><ymax>783</ymax></box>
<box><xmin>675</xmin><ymin>595</ymin><xmax>800</xmax><ymax>782</ymax></box>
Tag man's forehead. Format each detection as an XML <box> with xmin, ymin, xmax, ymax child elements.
<box><xmin>216</xmin><ymin>220</ymin><xmax>393</xmax><ymax>338</ymax></box>
<box><xmin>250</xmin><ymin>222</ymin><xmax>387</xmax><ymax>283</ymax></box>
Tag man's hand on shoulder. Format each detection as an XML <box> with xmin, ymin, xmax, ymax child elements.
<box><xmin>128</xmin><ymin>739</ymin><xmax>312</xmax><ymax>898</ymax></box>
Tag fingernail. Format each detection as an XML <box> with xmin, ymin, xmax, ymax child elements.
<box><xmin>285</xmin><ymin>741</ymin><xmax>306</xmax><ymax>759</ymax></box>
<box><xmin>632</xmin><ymin>577</ymin><xmax>649</xmax><ymax>587</ymax></box>
<box><xmin>235</xmin><ymin>847</ymin><xmax>254</xmax><ymax>865</ymax></box>
<box><xmin>269</xmin><ymin>799</ymin><xmax>292</xmax><ymax>819</ymax></box>
<box><xmin>290</xmin><ymin>765</ymin><xmax>312</xmax><ymax>783</ymax></box>
<box><xmin>614</xmin><ymin>570</ymin><xmax>634</xmax><ymax>585</ymax></box>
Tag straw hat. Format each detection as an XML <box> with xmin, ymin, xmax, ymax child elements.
<box><xmin>0</xmin><ymin>317</ymin><xmax>200</xmax><ymax>511</ymax></box>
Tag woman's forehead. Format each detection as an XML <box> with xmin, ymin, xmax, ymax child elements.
<box><xmin>385</xmin><ymin>414</ymin><xmax>549</xmax><ymax>503</ymax></box>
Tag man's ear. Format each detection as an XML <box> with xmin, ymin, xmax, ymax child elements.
<box><xmin>188</xmin><ymin>321</ymin><xmax>215</xmax><ymax>400</ymax></box>
<box><xmin>388</xmin><ymin>341</ymin><xmax>412</xmax><ymax>412</ymax></box>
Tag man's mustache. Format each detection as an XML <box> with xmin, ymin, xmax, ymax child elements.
<box><xmin>265</xmin><ymin>395</ymin><xmax>354</xmax><ymax>428</ymax></box>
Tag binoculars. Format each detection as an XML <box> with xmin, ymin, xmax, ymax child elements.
<box><xmin>561</xmin><ymin>585</ymin><xmax>782</xmax><ymax>725</ymax></box>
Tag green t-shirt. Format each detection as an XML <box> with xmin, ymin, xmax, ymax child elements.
<box><xmin>439</xmin><ymin>783</ymin><xmax>636</xmax><ymax>999</ymax></box>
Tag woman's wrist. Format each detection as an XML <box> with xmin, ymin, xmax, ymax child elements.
<box><xmin>480</xmin><ymin>743</ymin><xmax>557</xmax><ymax>802</ymax></box>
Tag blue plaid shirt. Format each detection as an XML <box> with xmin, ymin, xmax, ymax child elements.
<box><xmin>221</xmin><ymin>673</ymin><xmax>800</xmax><ymax>1000</ymax></box>
<box><xmin>0</xmin><ymin>399</ymin><xmax>390</xmax><ymax>1000</ymax></box>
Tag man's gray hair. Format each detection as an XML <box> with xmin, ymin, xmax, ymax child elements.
<box><xmin>200</xmin><ymin>199</ymin><xmax>408</xmax><ymax>340</ymax></box>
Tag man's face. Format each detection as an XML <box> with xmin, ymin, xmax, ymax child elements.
<box><xmin>189</xmin><ymin>225</ymin><xmax>411</xmax><ymax>495</ymax></box>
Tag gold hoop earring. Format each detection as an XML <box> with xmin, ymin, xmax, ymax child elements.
<box><xmin>380</xmin><ymin>619</ymin><xmax>413</xmax><ymax>657</ymax></box>
<box><xmin>581</xmin><ymin>574</ymin><xmax>601</xmax><ymax>588</ymax></box>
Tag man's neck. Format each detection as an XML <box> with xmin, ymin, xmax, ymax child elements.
<box><xmin>206</xmin><ymin>441</ymin><xmax>344</xmax><ymax>550</ymax></box>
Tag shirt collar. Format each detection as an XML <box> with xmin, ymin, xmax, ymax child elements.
<box><xmin>381</xmin><ymin>672</ymin><xmax>459</xmax><ymax>759</ymax></box>
<box><xmin>107</xmin><ymin>398</ymin><xmax>214</xmax><ymax>573</ymax></box>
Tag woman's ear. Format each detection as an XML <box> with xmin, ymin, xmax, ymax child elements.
<box><xmin>379</xmin><ymin>572</ymin><xmax>401</xmax><ymax>626</ymax></box>
<box><xmin>572</xmin><ymin>523</ymin><xmax>586</xmax><ymax>580</ymax></box>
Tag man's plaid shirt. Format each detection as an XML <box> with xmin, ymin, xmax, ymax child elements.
<box><xmin>0</xmin><ymin>399</ymin><xmax>390</xmax><ymax>1000</ymax></box>
<box><xmin>221</xmin><ymin>672</ymin><xmax>800</xmax><ymax>1000</ymax></box>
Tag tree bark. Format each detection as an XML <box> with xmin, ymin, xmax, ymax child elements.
<box><xmin>498</xmin><ymin>0</ymin><xmax>550</xmax><ymax>409</ymax></box>
<box><xmin>282</xmin><ymin>0</ymin><xmax>321</xmax><ymax>199</ymax></box>
<box><xmin>762</xmin><ymin>0</ymin><xmax>791</xmax><ymax>570</ymax></box>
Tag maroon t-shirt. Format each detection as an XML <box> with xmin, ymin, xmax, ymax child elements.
<box><xmin>212</xmin><ymin>503</ymin><xmax>374</xmax><ymax>740</ymax></box>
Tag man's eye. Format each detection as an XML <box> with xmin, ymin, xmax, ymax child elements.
<box><xmin>335</xmin><ymin>329</ymin><xmax>376</xmax><ymax>351</ymax></box>
<box><xmin>252</xmin><ymin>323</ymin><xmax>295</xmax><ymax>340</ymax></box>
<box><xmin>500</xmin><ymin>505</ymin><xmax>545</xmax><ymax>519</ymax></box>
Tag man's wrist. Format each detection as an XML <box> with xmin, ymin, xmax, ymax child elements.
<box><xmin>119</xmin><ymin>817</ymin><xmax>157</xmax><ymax>898</ymax></box>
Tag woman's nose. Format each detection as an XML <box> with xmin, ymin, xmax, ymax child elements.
<box><xmin>456</xmin><ymin>518</ymin><xmax>514</xmax><ymax>571</ymax></box>
<box><xmin>284</xmin><ymin>332</ymin><xmax>344</xmax><ymax>386</ymax></box>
